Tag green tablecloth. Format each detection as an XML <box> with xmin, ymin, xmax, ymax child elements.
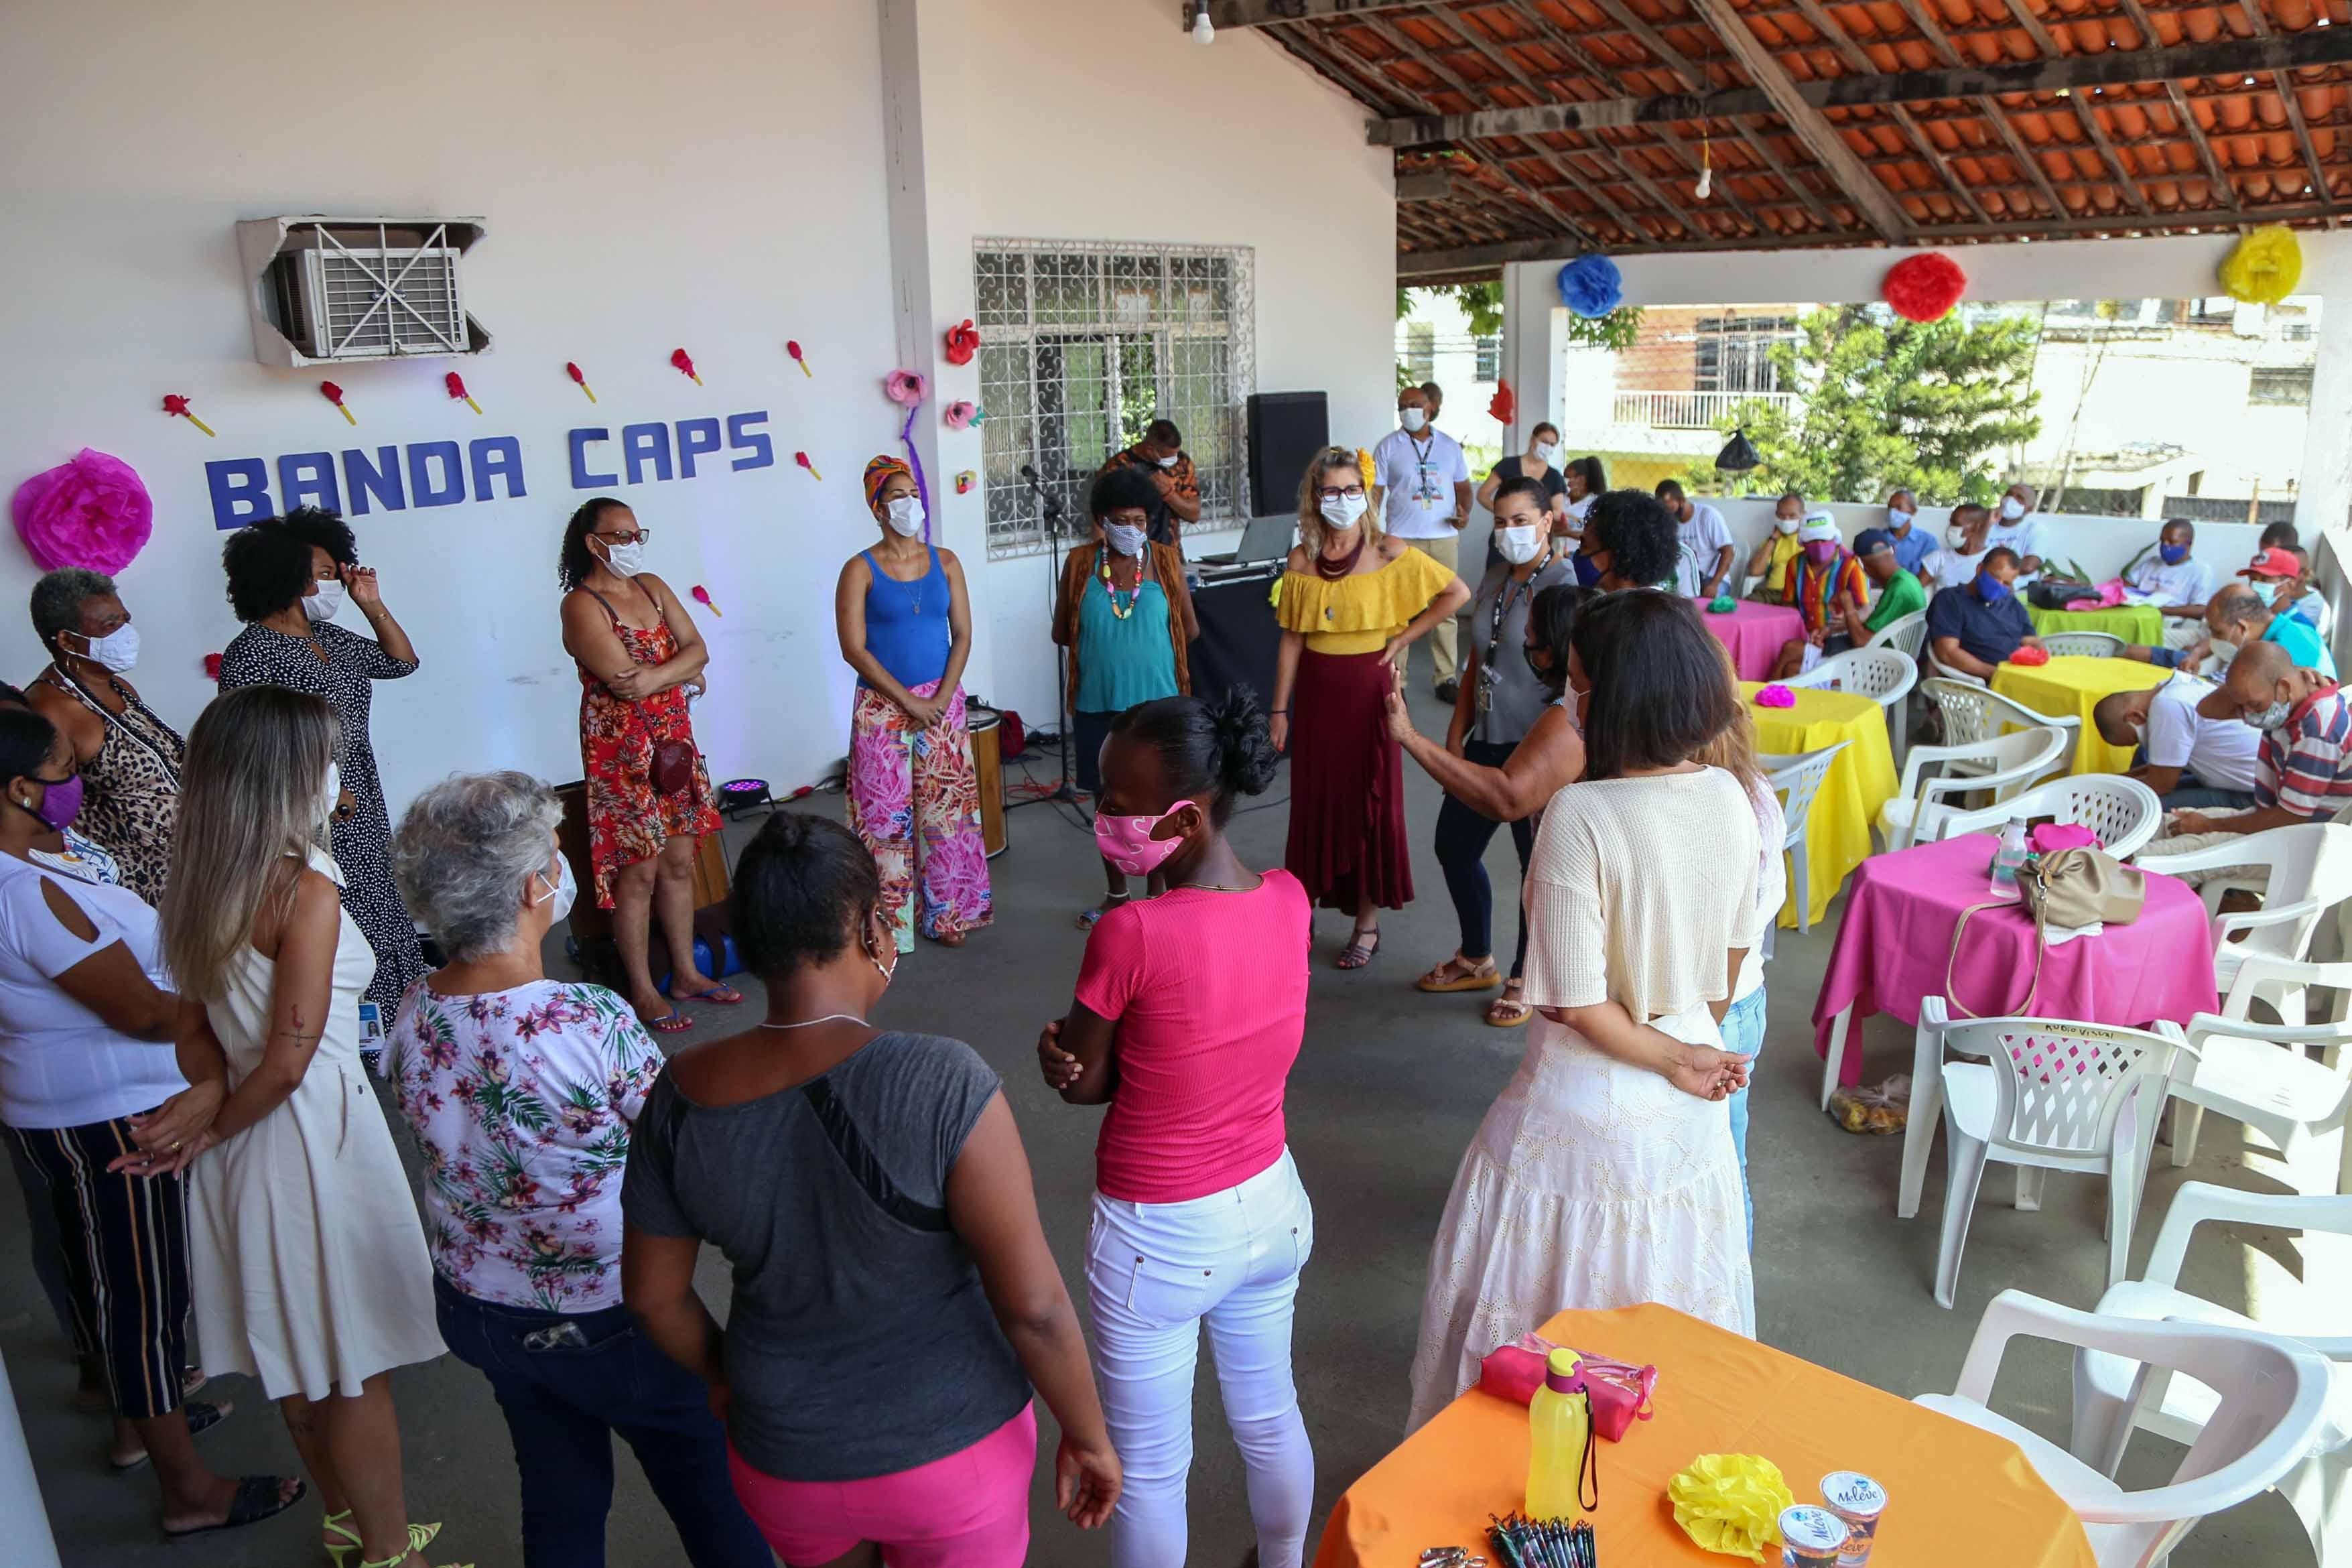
<box><xmin>2027</xmin><ymin>602</ymin><xmax>2164</xmax><ymax>647</ymax></box>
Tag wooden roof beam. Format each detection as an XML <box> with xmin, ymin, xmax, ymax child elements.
<box><xmin>1681</xmin><ymin>0</ymin><xmax>1913</xmax><ymax>240</ymax></box>
<box><xmin>1777</xmin><ymin>0</ymin><xmax>1998</xmax><ymax>227</ymax></box>
<box><xmin>1365</xmin><ymin>25</ymin><xmax>2352</xmax><ymax>143</ymax></box>
<box><xmin>1183</xmin><ymin>0</ymin><xmax>1427</xmax><ymax>27</ymax></box>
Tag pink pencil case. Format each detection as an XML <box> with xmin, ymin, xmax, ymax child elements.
<box><xmin>1476</xmin><ymin>1335</ymin><xmax>1658</xmax><ymax>1441</ymax></box>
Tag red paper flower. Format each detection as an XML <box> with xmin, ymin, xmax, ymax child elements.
<box><xmin>1488</xmin><ymin>377</ymin><xmax>1516</xmax><ymax>426</ymax></box>
<box><xmin>567</xmin><ymin>362</ymin><xmax>597</xmax><ymax>402</ymax></box>
<box><xmin>943</xmin><ymin>319</ymin><xmax>980</xmax><ymax>366</ymax></box>
<box><xmin>204</xmin><ymin>653</ymin><xmax>222</xmax><ymax>682</ymax></box>
<box><xmin>786</xmin><ymin>340</ymin><xmax>811</xmax><ymax>377</ymax></box>
<box><xmin>670</xmin><ymin>348</ymin><xmax>702</xmax><ymax>385</ymax></box>
<box><xmin>1883</xmin><ymin>253</ymin><xmax>1966</xmax><ymax>323</ymax></box>
<box><xmin>320</xmin><ymin>381</ymin><xmax>356</xmax><ymax>423</ymax></box>
<box><xmin>444</xmin><ymin>371</ymin><xmax>480</xmax><ymax>413</ymax></box>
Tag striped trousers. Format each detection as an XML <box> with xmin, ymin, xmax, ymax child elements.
<box><xmin>6</xmin><ymin>1116</ymin><xmax>191</xmax><ymax>1421</ymax></box>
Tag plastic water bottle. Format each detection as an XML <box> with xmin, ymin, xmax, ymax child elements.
<box><xmin>1527</xmin><ymin>1348</ymin><xmax>1595</xmax><ymax>1519</ymax></box>
<box><xmin>1990</xmin><ymin>817</ymin><xmax>2030</xmax><ymax>889</ymax></box>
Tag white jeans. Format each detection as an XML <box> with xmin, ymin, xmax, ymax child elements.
<box><xmin>1087</xmin><ymin>1149</ymin><xmax>1315</xmax><ymax>1568</ymax></box>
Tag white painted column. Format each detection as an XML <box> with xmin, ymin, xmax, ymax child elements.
<box><xmin>2296</xmin><ymin>268</ymin><xmax>2352</xmax><ymax>545</ymax></box>
<box><xmin>0</xmin><ymin>1352</ymin><xmax>60</xmax><ymax>1568</ymax></box>
<box><xmin>1499</xmin><ymin>263</ymin><xmax>1565</xmax><ymax>453</ymax></box>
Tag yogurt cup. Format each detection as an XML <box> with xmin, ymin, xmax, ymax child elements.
<box><xmin>1820</xmin><ymin>1471</ymin><xmax>1888</xmax><ymax>1566</ymax></box>
<box><xmin>1779</xmin><ymin>1505</ymin><xmax>1849</xmax><ymax>1568</ymax></box>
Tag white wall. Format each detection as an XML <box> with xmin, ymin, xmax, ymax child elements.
<box><xmin>0</xmin><ymin>0</ymin><xmax>907</xmax><ymax>811</ymax></box>
<box><xmin>887</xmin><ymin>0</ymin><xmax>1396</xmax><ymax>723</ymax></box>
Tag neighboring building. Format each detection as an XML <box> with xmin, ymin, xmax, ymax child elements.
<box><xmin>1394</xmin><ymin>289</ymin><xmax>1506</xmax><ymax>462</ymax></box>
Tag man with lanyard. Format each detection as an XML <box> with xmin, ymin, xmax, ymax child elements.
<box><xmin>1882</xmin><ymin>489</ymin><xmax>1937</xmax><ymax>586</ymax></box>
<box><xmin>1096</xmin><ymin>418</ymin><xmax>1199</xmax><ymax>556</ymax></box>
<box><xmin>1372</xmin><ymin>385</ymin><xmax>1473</xmax><ymax>702</ymax></box>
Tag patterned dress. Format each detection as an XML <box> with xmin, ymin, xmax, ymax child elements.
<box><xmin>218</xmin><ymin>620</ymin><xmax>426</xmax><ymax>1015</ymax></box>
<box><xmin>38</xmin><ymin>670</ymin><xmax>184</xmax><ymax>905</ymax></box>
<box><xmin>573</xmin><ymin>590</ymin><xmax>720</xmax><ymax>909</ymax></box>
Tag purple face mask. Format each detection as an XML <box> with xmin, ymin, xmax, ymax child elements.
<box><xmin>1803</xmin><ymin>541</ymin><xmax>1839</xmax><ymax>566</ymax></box>
<box><xmin>25</xmin><ymin>772</ymin><xmax>82</xmax><ymax>831</ymax></box>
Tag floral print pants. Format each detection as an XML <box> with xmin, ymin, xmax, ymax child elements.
<box><xmin>847</xmin><ymin>679</ymin><xmax>992</xmax><ymax>950</ymax></box>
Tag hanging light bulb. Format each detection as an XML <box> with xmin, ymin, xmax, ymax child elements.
<box><xmin>1694</xmin><ymin>127</ymin><xmax>1714</xmax><ymax>201</ymax></box>
<box><xmin>1191</xmin><ymin>3</ymin><xmax>1214</xmax><ymax>44</ymax></box>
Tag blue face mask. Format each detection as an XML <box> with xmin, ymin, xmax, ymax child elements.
<box><xmin>2159</xmin><ymin>543</ymin><xmax>2189</xmax><ymax>566</ymax></box>
<box><xmin>1977</xmin><ymin>573</ymin><xmax>2011</xmax><ymax>602</ymax></box>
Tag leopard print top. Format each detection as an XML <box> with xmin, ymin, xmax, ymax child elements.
<box><xmin>43</xmin><ymin>669</ymin><xmax>184</xmax><ymax>907</ymax></box>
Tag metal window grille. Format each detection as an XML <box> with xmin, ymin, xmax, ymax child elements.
<box><xmin>1474</xmin><ymin>334</ymin><xmax>1502</xmax><ymax>382</ymax></box>
<box><xmin>975</xmin><ymin>239</ymin><xmax>1254</xmax><ymax>558</ymax></box>
<box><xmin>1402</xmin><ymin>322</ymin><xmax>1436</xmax><ymax>383</ymax></box>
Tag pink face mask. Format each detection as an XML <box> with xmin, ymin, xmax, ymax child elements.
<box><xmin>1094</xmin><ymin>799</ymin><xmax>1195</xmax><ymax>876</ymax></box>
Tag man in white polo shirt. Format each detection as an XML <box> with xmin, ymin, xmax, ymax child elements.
<box><xmin>1988</xmin><ymin>481</ymin><xmax>2049</xmax><ymax>582</ymax></box>
<box><xmin>1372</xmin><ymin>385</ymin><xmax>1472</xmax><ymax>700</ymax></box>
<box><xmin>2093</xmin><ymin>673</ymin><xmax>2261</xmax><ymax>810</ymax></box>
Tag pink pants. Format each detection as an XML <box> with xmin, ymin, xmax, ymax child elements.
<box><xmin>726</xmin><ymin>1402</ymin><xmax>1035</xmax><ymax>1567</ymax></box>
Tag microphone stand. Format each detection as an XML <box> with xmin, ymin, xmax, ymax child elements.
<box><xmin>1008</xmin><ymin>468</ymin><xmax>1081</xmax><ymax>813</ymax></box>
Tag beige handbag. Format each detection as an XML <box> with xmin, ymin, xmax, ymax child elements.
<box><xmin>1945</xmin><ymin>848</ymin><xmax>2146</xmax><ymax>1017</ymax></box>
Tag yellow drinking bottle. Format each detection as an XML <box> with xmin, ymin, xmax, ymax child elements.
<box><xmin>1527</xmin><ymin>1347</ymin><xmax>1598</xmax><ymax>1519</ymax></box>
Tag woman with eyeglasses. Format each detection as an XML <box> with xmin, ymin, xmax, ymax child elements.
<box><xmin>558</xmin><ymin>497</ymin><xmax>726</xmax><ymax>1037</ymax></box>
<box><xmin>218</xmin><ymin>508</ymin><xmax>426</xmax><ymax>1028</ymax></box>
<box><xmin>1271</xmin><ymin>447</ymin><xmax>1468</xmax><ymax>970</ymax></box>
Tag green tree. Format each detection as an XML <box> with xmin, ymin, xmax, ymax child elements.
<box><xmin>1723</xmin><ymin>306</ymin><xmax>2042</xmax><ymax>505</ymax></box>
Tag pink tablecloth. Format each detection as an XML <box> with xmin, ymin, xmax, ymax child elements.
<box><xmin>1811</xmin><ymin>833</ymin><xmax>2219</xmax><ymax>1085</ymax></box>
<box><xmin>1700</xmin><ymin>598</ymin><xmax>1806</xmax><ymax>681</ymax></box>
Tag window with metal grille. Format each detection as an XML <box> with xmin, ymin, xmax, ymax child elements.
<box><xmin>974</xmin><ymin>241</ymin><xmax>1255</xmax><ymax>559</ymax></box>
<box><xmin>1693</xmin><ymin>314</ymin><xmax>1797</xmax><ymax>394</ymax></box>
<box><xmin>1402</xmin><ymin>322</ymin><xmax>1436</xmax><ymax>383</ymax></box>
<box><xmin>1474</xmin><ymin>333</ymin><xmax>1501</xmax><ymax>381</ymax></box>
<box><xmin>2250</xmin><ymin>367</ymin><xmax>2314</xmax><ymax>407</ymax></box>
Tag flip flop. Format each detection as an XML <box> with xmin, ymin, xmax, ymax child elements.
<box><xmin>1416</xmin><ymin>954</ymin><xmax>1500</xmax><ymax>993</ymax></box>
<box><xmin>1335</xmin><ymin>928</ymin><xmax>1382</xmax><ymax>970</ymax></box>
<box><xmin>161</xmin><ymin>1474</ymin><xmax>307</xmax><ymax>1540</ymax></box>
<box><xmin>111</xmin><ymin>1398</ymin><xmax>232</xmax><ymax>1472</ymax></box>
<box><xmin>641</xmin><ymin>1009</ymin><xmax>694</xmax><ymax>1035</ymax></box>
<box><xmin>675</xmin><ymin>984</ymin><xmax>744</xmax><ymax>1006</ymax></box>
<box><xmin>1076</xmin><ymin>895</ymin><xmax>1131</xmax><ymax>931</ymax></box>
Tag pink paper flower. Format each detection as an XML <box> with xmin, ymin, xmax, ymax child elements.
<box><xmin>11</xmin><ymin>448</ymin><xmax>153</xmax><ymax>573</ymax></box>
<box><xmin>943</xmin><ymin>400</ymin><xmax>984</xmax><ymax>431</ymax></box>
<box><xmin>1754</xmin><ymin>684</ymin><xmax>1796</xmax><ymax>708</ymax></box>
<box><xmin>885</xmin><ymin>369</ymin><xmax>929</xmax><ymax>406</ymax></box>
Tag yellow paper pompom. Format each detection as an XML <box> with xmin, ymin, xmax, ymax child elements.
<box><xmin>2219</xmin><ymin>226</ymin><xmax>2302</xmax><ymax>306</ymax></box>
<box><xmin>1667</xmin><ymin>1453</ymin><xmax>1799</xmax><ymax>1563</ymax></box>
<box><xmin>1358</xmin><ymin>446</ymin><xmax>1378</xmax><ymax>491</ymax></box>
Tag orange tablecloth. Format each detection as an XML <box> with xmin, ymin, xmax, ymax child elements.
<box><xmin>1310</xmin><ymin>1303</ymin><xmax>2094</xmax><ymax>1568</ymax></box>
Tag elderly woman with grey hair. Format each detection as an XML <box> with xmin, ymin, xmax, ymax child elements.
<box><xmin>25</xmin><ymin>568</ymin><xmax>184</xmax><ymax>903</ymax></box>
<box><xmin>384</xmin><ymin>770</ymin><xmax>767</xmax><ymax>1568</ymax></box>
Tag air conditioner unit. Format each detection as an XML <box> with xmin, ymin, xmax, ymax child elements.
<box><xmin>236</xmin><ymin>216</ymin><xmax>491</xmax><ymax>367</ymax></box>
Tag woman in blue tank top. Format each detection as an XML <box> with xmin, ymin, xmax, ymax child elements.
<box><xmin>832</xmin><ymin>457</ymin><xmax>992</xmax><ymax>950</ymax></box>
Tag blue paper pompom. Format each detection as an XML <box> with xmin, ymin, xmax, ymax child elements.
<box><xmin>1557</xmin><ymin>255</ymin><xmax>1622</xmax><ymax>319</ymax></box>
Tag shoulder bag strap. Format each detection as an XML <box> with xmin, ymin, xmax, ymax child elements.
<box><xmin>1943</xmin><ymin>895</ymin><xmax>2045</xmax><ymax>1019</ymax></box>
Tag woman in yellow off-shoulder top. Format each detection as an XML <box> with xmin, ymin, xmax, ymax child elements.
<box><xmin>1272</xmin><ymin>446</ymin><xmax>1469</xmax><ymax>969</ymax></box>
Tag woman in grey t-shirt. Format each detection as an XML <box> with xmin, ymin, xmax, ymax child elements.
<box><xmin>622</xmin><ymin>813</ymin><xmax>1119</xmax><ymax>1565</ymax></box>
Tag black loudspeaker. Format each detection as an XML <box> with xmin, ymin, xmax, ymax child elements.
<box><xmin>1247</xmin><ymin>391</ymin><xmax>1330</xmax><ymax>517</ymax></box>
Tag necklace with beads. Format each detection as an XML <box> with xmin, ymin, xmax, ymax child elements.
<box><xmin>1097</xmin><ymin>545</ymin><xmax>1140</xmax><ymax>618</ymax></box>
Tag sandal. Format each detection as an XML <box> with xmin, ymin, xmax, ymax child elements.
<box><xmin>674</xmin><ymin>984</ymin><xmax>744</xmax><ymax>1006</ymax></box>
<box><xmin>1076</xmin><ymin>893</ymin><xmax>1131</xmax><ymax>931</ymax></box>
<box><xmin>111</xmin><ymin>1398</ymin><xmax>232</xmax><ymax>1472</ymax></box>
<box><xmin>931</xmin><ymin>929</ymin><xmax>968</xmax><ymax>948</ymax></box>
<box><xmin>1484</xmin><ymin>981</ymin><xmax>1534</xmax><ymax>1028</ymax></box>
<box><xmin>1416</xmin><ymin>953</ymin><xmax>1500</xmax><ymax>993</ymax></box>
<box><xmin>1335</xmin><ymin>927</ymin><xmax>1382</xmax><ymax>970</ymax></box>
<box><xmin>639</xmin><ymin>1008</ymin><xmax>693</xmax><ymax>1035</ymax></box>
<box><xmin>326</xmin><ymin>1508</ymin><xmax>361</xmax><ymax>1567</ymax></box>
<box><xmin>358</xmin><ymin>1522</ymin><xmax>471</xmax><ymax>1568</ymax></box>
<box><xmin>160</xmin><ymin>1473</ymin><xmax>307</xmax><ymax>1540</ymax></box>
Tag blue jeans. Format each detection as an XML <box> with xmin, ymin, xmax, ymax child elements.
<box><xmin>434</xmin><ymin>1277</ymin><xmax>769</xmax><ymax>1568</ymax></box>
<box><xmin>1719</xmin><ymin>986</ymin><xmax>1768</xmax><ymax>1247</ymax></box>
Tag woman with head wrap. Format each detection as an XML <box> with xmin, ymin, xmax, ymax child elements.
<box><xmin>830</xmin><ymin>457</ymin><xmax>991</xmax><ymax>950</ymax></box>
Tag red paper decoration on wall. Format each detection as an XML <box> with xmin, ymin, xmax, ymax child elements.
<box><xmin>943</xmin><ymin>320</ymin><xmax>980</xmax><ymax>366</ymax></box>
<box><xmin>1882</xmin><ymin>253</ymin><xmax>1966</xmax><ymax>323</ymax></box>
<box><xmin>1488</xmin><ymin>377</ymin><xmax>1516</xmax><ymax>426</ymax></box>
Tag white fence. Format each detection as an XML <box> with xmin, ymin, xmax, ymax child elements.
<box><xmin>1609</xmin><ymin>389</ymin><xmax>1801</xmax><ymax>429</ymax></box>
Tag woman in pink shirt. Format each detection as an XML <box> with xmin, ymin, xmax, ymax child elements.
<box><xmin>1036</xmin><ymin>690</ymin><xmax>1313</xmax><ymax>1568</ymax></box>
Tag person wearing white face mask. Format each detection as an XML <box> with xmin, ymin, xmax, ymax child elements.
<box><xmin>27</xmin><ymin>568</ymin><xmax>186</xmax><ymax>905</ymax></box>
<box><xmin>1743</xmin><ymin>492</ymin><xmax>1809</xmax><ymax>600</ymax></box>
<box><xmin>1054</xmin><ymin>466</ymin><xmax>1199</xmax><ymax>927</ymax></box>
<box><xmin>1096</xmin><ymin>419</ymin><xmax>1201</xmax><ymax>556</ymax></box>
<box><xmin>385</xmin><ymin>771</ymin><xmax>770</xmax><ymax>1568</ymax></box>
<box><xmin>1273</xmin><ymin>448</ymin><xmax>1469</xmax><ymax>970</ymax></box>
<box><xmin>1372</xmin><ymin>387</ymin><xmax>1474</xmax><ymax>703</ymax></box>
<box><xmin>1476</xmin><ymin>421</ymin><xmax>1571</xmax><ymax>568</ymax></box>
<box><xmin>1880</xmin><ymin>488</ymin><xmax>1937</xmax><ymax>585</ymax></box>
<box><xmin>834</xmin><ymin>456</ymin><xmax>991</xmax><ymax>956</ymax></box>
<box><xmin>1987</xmin><ymin>482</ymin><xmax>2050</xmax><ymax>581</ymax></box>
<box><xmin>560</xmin><ymin>497</ymin><xmax>728</xmax><ymax>1037</ymax></box>
<box><xmin>1931</xmin><ymin>501</ymin><xmax>1993</xmax><ymax>594</ymax></box>
<box><xmin>218</xmin><ymin>509</ymin><xmax>426</xmax><ymax>1029</ymax></box>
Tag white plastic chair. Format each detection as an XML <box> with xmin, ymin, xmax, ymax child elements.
<box><xmin>2165</xmin><ymin>955</ymin><xmax>2352</xmax><ymax>1193</ymax></box>
<box><xmin>2072</xmin><ymin>1183</ymin><xmax>2352</xmax><ymax>1567</ymax></box>
<box><xmin>1785</xmin><ymin>643</ymin><xmax>1918</xmax><ymax>772</ymax></box>
<box><xmin>1921</xmin><ymin>677</ymin><xmax>2083</xmax><ymax>775</ymax></box>
<box><xmin>2149</xmin><ymin>823</ymin><xmax>2352</xmax><ymax>1002</ymax></box>
<box><xmin>1872</xmin><ymin>606</ymin><xmax>1929</xmax><ymax>661</ymax></box>
<box><xmin>1763</xmin><ymin>741</ymin><xmax>1848</xmax><ymax>935</ymax></box>
<box><xmin>1927</xmin><ymin>774</ymin><xmax>2165</xmax><ymax>862</ymax></box>
<box><xmin>1928</xmin><ymin>1011</ymin><xmax>2186</xmax><ymax>1307</ymax></box>
<box><xmin>1875</xmin><ymin>724</ymin><xmax>2068</xmax><ymax>853</ymax></box>
<box><xmin>1917</xmin><ymin>1288</ymin><xmax>2333</xmax><ymax>1568</ymax></box>
<box><xmin>1929</xmin><ymin>649</ymin><xmax>1988</xmax><ymax>688</ymax></box>
<box><xmin>2040</xmin><ymin>630</ymin><xmax>2127</xmax><ymax>658</ymax></box>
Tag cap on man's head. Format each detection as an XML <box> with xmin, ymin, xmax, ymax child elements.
<box><xmin>1797</xmin><ymin>513</ymin><xmax>1839</xmax><ymax>544</ymax></box>
<box><xmin>1851</xmin><ymin>527</ymin><xmax>1896</xmax><ymax>557</ymax></box>
<box><xmin>2239</xmin><ymin>547</ymin><xmax>2302</xmax><ymax>580</ymax></box>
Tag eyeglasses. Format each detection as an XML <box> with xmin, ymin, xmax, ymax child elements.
<box><xmin>597</xmin><ymin>529</ymin><xmax>651</xmax><ymax>546</ymax></box>
<box><xmin>1317</xmin><ymin>485</ymin><xmax>1366</xmax><ymax>502</ymax></box>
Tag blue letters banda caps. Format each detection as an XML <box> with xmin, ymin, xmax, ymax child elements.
<box><xmin>206</xmin><ymin>412</ymin><xmax>775</xmax><ymax>528</ymax></box>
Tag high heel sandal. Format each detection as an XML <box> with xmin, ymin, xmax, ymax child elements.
<box><xmin>324</xmin><ymin>1508</ymin><xmax>361</xmax><ymax>1567</ymax></box>
<box><xmin>354</xmin><ymin>1521</ymin><xmax>471</xmax><ymax>1568</ymax></box>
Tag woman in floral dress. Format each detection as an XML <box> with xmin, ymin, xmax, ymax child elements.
<box><xmin>830</xmin><ymin>456</ymin><xmax>992</xmax><ymax>950</ymax></box>
<box><xmin>558</xmin><ymin>498</ymin><xmax>730</xmax><ymax>1035</ymax></box>
<box><xmin>387</xmin><ymin>769</ymin><xmax>767</xmax><ymax>1568</ymax></box>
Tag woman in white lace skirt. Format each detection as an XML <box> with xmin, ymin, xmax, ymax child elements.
<box><xmin>1409</xmin><ymin>586</ymin><xmax>1766</xmax><ymax>1431</ymax></box>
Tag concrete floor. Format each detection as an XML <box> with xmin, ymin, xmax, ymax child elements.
<box><xmin>4</xmin><ymin>680</ymin><xmax>2317</xmax><ymax>1567</ymax></box>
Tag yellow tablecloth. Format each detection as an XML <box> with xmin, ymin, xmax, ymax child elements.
<box><xmin>1742</xmin><ymin>683</ymin><xmax>1900</xmax><ymax>927</ymax></box>
<box><xmin>1991</xmin><ymin>657</ymin><xmax>2170</xmax><ymax>776</ymax></box>
<box><xmin>2027</xmin><ymin>602</ymin><xmax>2164</xmax><ymax>647</ymax></box>
<box><xmin>1309</xmin><ymin>1303</ymin><xmax>2097</xmax><ymax>1568</ymax></box>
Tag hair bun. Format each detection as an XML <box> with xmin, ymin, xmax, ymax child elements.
<box><xmin>1207</xmin><ymin>689</ymin><xmax>1279</xmax><ymax>797</ymax></box>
